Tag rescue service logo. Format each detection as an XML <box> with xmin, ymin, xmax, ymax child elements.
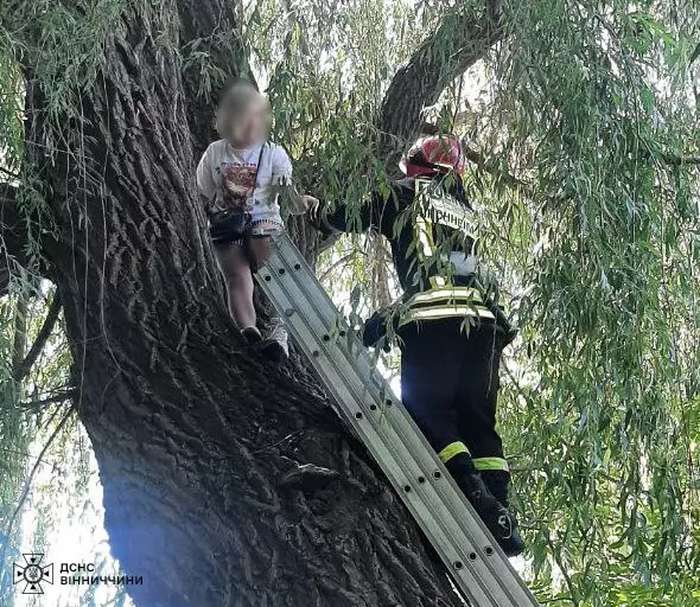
<box><xmin>12</xmin><ymin>553</ymin><xmax>54</xmax><ymax>595</ymax></box>
<box><xmin>9</xmin><ymin>553</ymin><xmax>144</xmax><ymax>595</ymax></box>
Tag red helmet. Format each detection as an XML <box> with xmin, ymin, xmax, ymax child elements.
<box><xmin>399</xmin><ymin>135</ymin><xmax>467</xmax><ymax>178</ymax></box>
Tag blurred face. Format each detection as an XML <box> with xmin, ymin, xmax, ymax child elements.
<box><xmin>217</xmin><ymin>85</ymin><xmax>270</xmax><ymax>147</ymax></box>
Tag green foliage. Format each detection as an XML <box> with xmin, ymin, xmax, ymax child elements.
<box><xmin>0</xmin><ymin>0</ymin><xmax>698</xmax><ymax>606</ymax></box>
<box><xmin>252</xmin><ymin>0</ymin><xmax>407</xmax><ymax>201</ymax></box>
<box><xmin>0</xmin><ymin>0</ymin><xmax>125</xmax><ymax>138</ymax></box>
<box><xmin>474</xmin><ymin>2</ymin><xmax>700</xmax><ymax>604</ymax></box>
<box><xmin>252</xmin><ymin>1</ymin><xmax>700</xmax><ymax>604</ymax></box>
<box><xmin>0</xmin><ymin>283</ymin><xmax>72</xmax><ymax>604</ymax></box>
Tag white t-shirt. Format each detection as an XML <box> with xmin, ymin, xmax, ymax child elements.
<box><xmin>196</xmin><ymin>140</ymin><xmax>293</xmax><ymax>214</ymax></box>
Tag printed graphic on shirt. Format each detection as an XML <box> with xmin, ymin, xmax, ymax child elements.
<box><xmin>220</xmin><ymin>161</ymin><xmax>257</xmax><ymax>210</ymax></box>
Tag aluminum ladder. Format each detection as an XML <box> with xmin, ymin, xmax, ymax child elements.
<box><xmin>256</xmin><ymin>232</ymin><xmax>539</xmax><ymax>607</ymax></box>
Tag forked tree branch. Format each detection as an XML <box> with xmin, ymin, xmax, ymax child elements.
<box><xmin>378</xmin><ymin>0</ymin><xmax>504</xmax><ymax>163</ymax></box>
<box><xmin>13</xmin><ymin>292</ymin><xmax>62</xmax><ymax>382</ymax></box>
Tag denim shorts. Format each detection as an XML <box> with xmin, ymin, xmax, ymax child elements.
<box><xmin>248</xmin><ymin>202</ymin><xmax>284</xmax><ymax>237</ymax></box>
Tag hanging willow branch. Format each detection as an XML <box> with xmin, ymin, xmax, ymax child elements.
<box><xmin>1</xmin><ymin>183</ymin><xmax>31</xmax><ymax>297</ymax></box>
<box><xmin>0</xmin><ymin>407</ymin><xmax>75</xmax><ymax>570</ymax></box>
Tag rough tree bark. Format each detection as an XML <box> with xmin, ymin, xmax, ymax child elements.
<box><xmin>10</xmin><ymin>1</ymin><xmax>503</xmax><ymax>605</ymax></box>
<box><xmin>378</xmin><ymin>0</ymin><xmax>504</xmax><ymax>166</ymax></box>
<box><xmin>0</xmin><ymin>183</ymin><xmax>29</xmax><ymax>296</ymax></box>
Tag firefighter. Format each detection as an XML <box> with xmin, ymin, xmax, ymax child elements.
<box><xmin>313</xmin><ymin>135</ymin><xmax>524</xmax><ymax>556</ymax></box>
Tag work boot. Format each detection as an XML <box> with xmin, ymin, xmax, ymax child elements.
<box><xmin>480</xmin><ymin>469</ymin><xmax>525</xmax><ymax>557</ymax></box>
<box><xmin>480</xmin><ymin>470</ymin><xmax>512</xmax><ymax>507</ymax></box>
<box><xmin>446</xmin><ymin>458</ymin><xmax>525</xmax><ymax>557</ymax></box>
<box><xmin>262</xmin><ymin>319</ymin><xmax>289</xmax><ymax>362</ymax></box>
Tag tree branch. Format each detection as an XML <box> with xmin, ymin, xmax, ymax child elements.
<box><xmin>689</xmin><ymin>41</ymin><xmax>700</xmax><ymax>66</ymax></box>
<box><xmin>378</xmin><ymin>0</ymin><xmax>504</xmax><ymax>163</ymax></box>
<box><xmin>19</xmin><ymin>387</ymin><xmax>77</xmax><ymax>410</ymax></box>
<box><xmin>13</xmin><ymin>292</ymin><xmax>62</xmax><ymax>382</ymax></box>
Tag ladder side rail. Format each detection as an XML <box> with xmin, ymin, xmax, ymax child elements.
<box><xmin>258</xmin><ymin>234</ymin><xmax>539</xmax><ymax>606</ymax></box>
<box><xmin>259</xmin><ymin>253</ymin><xmax>500</xmax><ymax>606</ymax></box>
<box><xmin>269</xmin><ymin>236</ymin><xmax>533</xmax><ymax>602</ymax></box>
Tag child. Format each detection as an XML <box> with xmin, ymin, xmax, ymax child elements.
<box><xmin>197</xmin><ymin>79</ymin><xmax>315</xmax><ymax>357</ymax></box>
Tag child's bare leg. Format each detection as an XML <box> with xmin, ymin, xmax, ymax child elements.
<box><xmin>214</xmin><ymin>243</ymin><xmax>257</xmax><ymax>329</ymax></box>
<box><xmin>246</xmin><ymin>235</ymin><xmax>273</xmax><ymax>272</ymax></box>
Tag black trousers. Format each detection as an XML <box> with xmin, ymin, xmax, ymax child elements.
<box><xmin>399</xmin><ymin>318</ymin><xmax>505</xmax><ymax>462</ymax></box>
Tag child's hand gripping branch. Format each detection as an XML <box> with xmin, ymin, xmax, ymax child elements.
<box><xmin>196</xmin><ymin>79</ymin><xmax>315</xmax><ymax>359</ymax></box>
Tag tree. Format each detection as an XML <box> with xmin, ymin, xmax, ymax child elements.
<box><xmin>0</xmin><ymin>1</ymin><xmax>506</xmax><ymax>605</ymax></box>
<box><xmin>2</xmin><ymin>1</ymin><xmax>699</xmax><ymax>606</ymax></box>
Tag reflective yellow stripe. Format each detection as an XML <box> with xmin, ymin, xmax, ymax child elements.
<box><xmin>473</xmin><ymin>457</ymin><xmax>509</xmax><ymax>472</ymax></box>
<box><xmin>410</xmin><ymin>287</ymin><xmax>483</xmax><ymax>305</ymax></box>
<box><xmin>401</xmin><ymin>305</ymin><xmax>496</xmax><ymax>324</ymax></box>
<box><xmin>438</xmin><ymin>441</ymin><xmax>470</xmax><ymax>463</ymax></box>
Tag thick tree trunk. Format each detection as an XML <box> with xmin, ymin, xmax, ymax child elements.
<box><xmin>24</xmin><ymin>3</ymin><xmax>460</xmax><ymax>606</ymax></box>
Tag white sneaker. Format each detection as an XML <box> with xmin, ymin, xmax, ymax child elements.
<box><xmin>262</xmin><ymin>319</ymin><xmax>289</xmax><ymax>362</ymax></box>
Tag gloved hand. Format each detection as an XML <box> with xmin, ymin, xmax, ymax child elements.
<box><xmin>493</xmin><ymin>305</ymin><xmax>518</xmax><ymax>347</ymax></box>
<box><xmin>503</xmin><ymin>327</ymin><xmax>518</xmax><ymax>347</ymax></box>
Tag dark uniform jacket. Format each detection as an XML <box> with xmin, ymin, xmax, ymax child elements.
<box><xmin>321</xmin><ymin>177</ymin><xmax>515</xmax><ymax>340</ymax></box>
